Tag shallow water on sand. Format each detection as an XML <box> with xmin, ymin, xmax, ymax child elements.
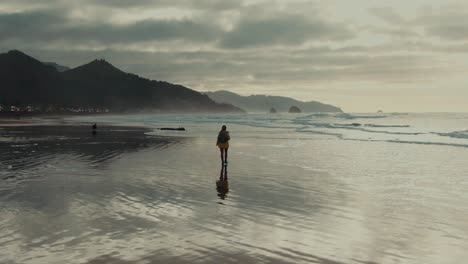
<box><xmin>1</xmin><ymin>115</ymin><xmax>468</xmax><ymax>264</ymax></box>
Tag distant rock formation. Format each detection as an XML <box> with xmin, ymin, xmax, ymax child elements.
<box><xmin>204</xmin><ymin>90</ymin><xmax>342</xmax><ymax>113</ymax></box>
<box><xmin>288</xmin><ymin>106</ymin><xmax>302</xmax><ymax>113</ymax></box>
<box><xmin>0</xmin><ymin>50</ymin><xmax>244</xmax><ymax>113</ymax></box>
<box><xmin>270</xmin><ymin>107</ymin><xmax>277</xmax><ymax>113</ymax></box>
<box><xmin>160</xmin><ymin>127</ymin><xmax>186</xmax><ymax>131</ymax></box>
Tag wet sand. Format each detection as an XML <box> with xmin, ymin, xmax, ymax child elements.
<box><xmin>1</xmin><ymin>119</ymin><xmax>468</xmax><ymax>264</ymax></box>
<box><xmin>0</xmin><ymin>118</ymin><xmax>36</xmax><ymax>125</ymax></box>
<box><xmin>0</xmin><ymin>124</ymin><xmax>183</xmax><ymax>174</ymax></box>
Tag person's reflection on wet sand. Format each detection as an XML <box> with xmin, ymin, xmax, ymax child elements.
<box><xmin>216</xmin><ymin>164</ymin><xmax>229</xmax><ymax>200</ymax></box>
<box><xmin>219</xmin><ymin>163</ymin><xmax>228</xmax><ymax>181</ymax></box>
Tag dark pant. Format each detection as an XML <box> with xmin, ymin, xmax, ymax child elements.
<box><xmin>220</xmin><ymin>148</ymin><xmax>228</xmax><ymax>164</ymax></box>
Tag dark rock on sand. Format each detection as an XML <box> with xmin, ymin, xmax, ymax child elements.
<box><xmin>160</xmin><ymin>127</ymin><xmax>186</xmax><ymax>131</ymax></box>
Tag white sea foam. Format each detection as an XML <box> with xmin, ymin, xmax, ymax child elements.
<box><xmin>76</xmin><ymin>112</ymin><xmax>468</xmax><ymax>149</ymax></box>
<box><xmin>437</xmin><ymin>131</ymin><xmax>468</xmax><ymax>140</ymax></box>
<box><xmin>295</xmin><ymin>113</ymin><xmax>331</xmax><ymax>119</ymax></box>
<box><xmin>293</xmin><ymin>120</ymin><xmax>422</xmax><ymax>136</ymax></box>
<box><xmin>365</xmin><ymin>124</ymin><xmax>410</xmax><ymax>128</ymax></box>
<box><xmin>338</xmin><ymin>138</ymin><xmax>468</xmax><ymax>148</ymax></box>
<box><xmin>335</xmin><ymin>113</ymin><xmax>387</xmax><ymax>119</ymax></box>
<box><xmin>386</xmin><ymin>139</ymin><xmax>468</xmax><ymax>148</ymax></box>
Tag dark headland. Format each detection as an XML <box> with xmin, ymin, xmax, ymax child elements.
<box><xmin>0</xmin><ymin>50</ymin><xmax>244</xmax><ymax>115</ymax></box>
<box><xmin>205</xmin><ymin>90</ymin><xmax>342</xmax><ymax>113</ymax></box>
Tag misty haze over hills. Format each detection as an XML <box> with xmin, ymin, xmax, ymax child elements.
<box><xmin>43</xmin><ymin>62</ymin><xmax>70</xmax><ymax>72</ymax></box>
<box><xmin>205</xmin><ymin>90</ymin><xmax>342</xmax><ymax>113</ymax></box>
<box><xmin>0</xmin><ymin>50</ymin><xmax>243</xmax><ymax>113</ymax></box>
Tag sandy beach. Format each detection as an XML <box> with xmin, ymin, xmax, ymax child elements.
<box><xmin>1</xmin><ymin>113</ymin><xmax>468</xmax><ymax>264</ymax></box>
<box><xmin>0</xmin><ymin>123</ymin><xmax>183</xmax><ymax>173</ymax></box>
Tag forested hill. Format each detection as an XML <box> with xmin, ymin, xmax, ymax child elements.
<box><xmin>205</xmin><ymin>90</ymin><xmax>342</xmax><ymax>113</ymax></box>
<box><xmin>0</xmin><ymin>50</ymin><xmax>244</xmax><ymax>113</ymax></box>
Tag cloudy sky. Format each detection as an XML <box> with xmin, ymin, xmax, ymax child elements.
<box><xmin>1</xmin><ymin>0</ymin><xmax>467</xmax><ymax>112</ymax></box>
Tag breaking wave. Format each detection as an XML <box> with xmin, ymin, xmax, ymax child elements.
<box><xmin>436</xmin><ymin>131</ymin><xmax>468</xmax><ymax>140</ymax></box>
<box><xmin>295</xmin><ymin>113</ymin><xmax>332</xmax><ymax>119</ymax></box>
<box><xmin>365</xmin><ymin>124</ymin><xmax>410</xmax><ymax>128</ymax></box>
<box><xmin>293</xmin><ymin>120</ymin><xmax>422</xmax><ymax>136</ymax></box>
<box><xmin>386</xmin><ymin>140</ymin><xmax>468</xmax><ymax>148</ymax></box>
<box><xmin>335</xmin><ymin>113</ymin><xmax>387</xmax><ymax>119</ymax></box>
<box><xmin>345</xmin><ymin>138</ymin><xmax>468</xmax><ymax>149</ymax></box>
<box><xmin>77</xmin><ymin>112</ymin><xmax>468</xmax><ymax>150</ymax></box>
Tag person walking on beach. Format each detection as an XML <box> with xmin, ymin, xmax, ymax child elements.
<box><xmin>216</xmin><ymin>125</ymin><xmax>230</xmax><ymax>166</ymax></box>
<box><xmin>92</xmin><ymin>123</ymin><xmax>97</xmax><ymax>135</ymax></box>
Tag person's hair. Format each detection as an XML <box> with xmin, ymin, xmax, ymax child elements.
<box><xmin>221</xmin><ymin>125</ymin><xmax>227</xmax><ymax>131</ymax></box>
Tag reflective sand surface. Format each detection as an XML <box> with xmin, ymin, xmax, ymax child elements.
<box><xmin>1</xmin><ymin>117</ymin><xmax>468</xmax><ymax>264</ymax></box>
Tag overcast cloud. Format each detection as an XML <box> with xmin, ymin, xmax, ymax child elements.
<box><xmin>1</xmin><ymin>0</ymin><xmax>467</xmax><ymax>112</ymax></box>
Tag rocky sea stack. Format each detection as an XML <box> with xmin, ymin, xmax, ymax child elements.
<box><xmin>288</xmin><ymin>106</ymin><xmax>302</xmax><ymax>113</ymax></box>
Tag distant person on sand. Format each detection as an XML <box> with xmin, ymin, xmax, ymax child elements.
<box><xmin>216</xmin><ymin>125</ymin><xmax>230</xmax><ymax>165</ymax></box>
<box><xmin>92</xmin><ymin>123</ymin><xmax>97</xmax><ymax>135</ymax></box>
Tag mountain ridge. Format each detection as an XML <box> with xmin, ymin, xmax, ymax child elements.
<box><xmin>0</xmin><ymin>50</ymin><xmax>244</xmax><ymax>113</ymax></box>
<box><xmin>204</xmin><ymin>90</ymin><xmax>343</xmax><ymax>113</ymax></box>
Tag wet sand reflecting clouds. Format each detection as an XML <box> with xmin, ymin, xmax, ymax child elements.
<box><xmin>1</xmin><ymin>122</ymin><xmax>468</xmax><ymax>264</ymax></box>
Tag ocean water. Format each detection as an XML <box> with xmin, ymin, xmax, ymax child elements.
<box><xmin>1</xmin><ymin>113</ymin><xmax>468</xmax><ymax>264</ymax></box>
<box><xmin>85</xmin><ymin>112</ymin><xmax>468</xmax><ymax>147</ymax></box>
